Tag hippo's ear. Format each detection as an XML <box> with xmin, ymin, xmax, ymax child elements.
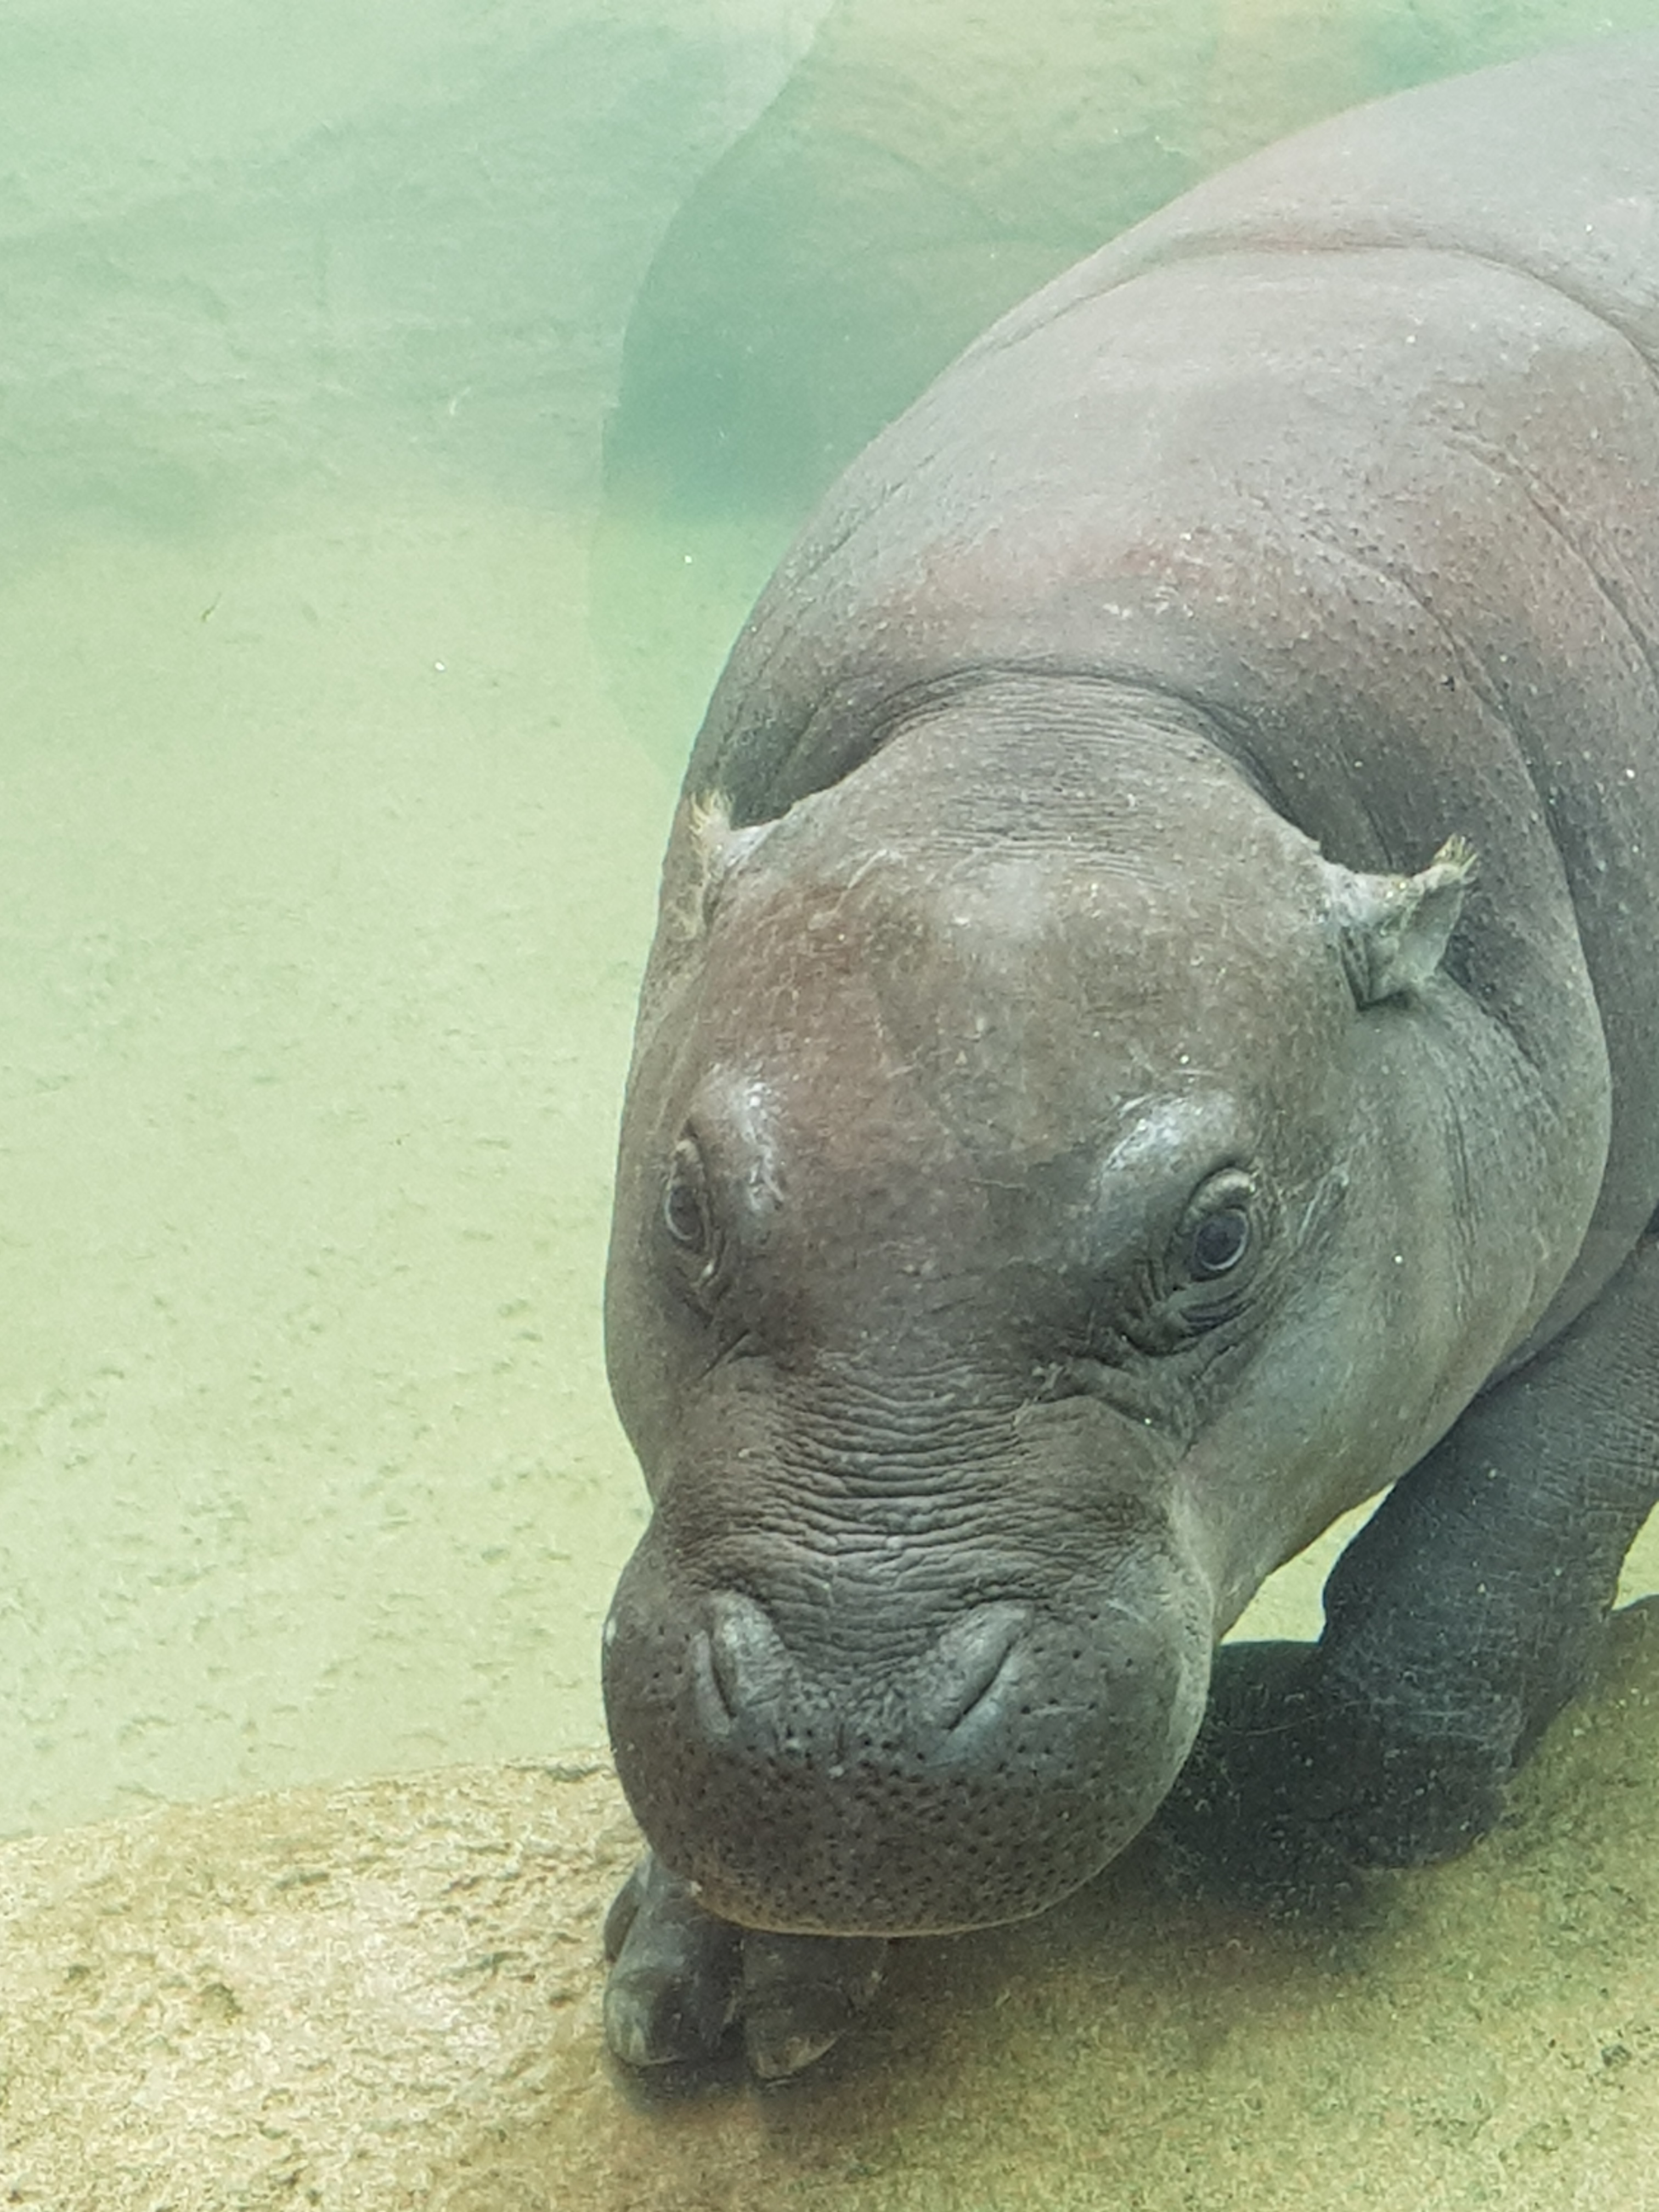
<box><xmin>670</xmin><ymin>793</ymin><xmax>776</xmax><ymax>938</ymax></box>
<box><xmin>1322</xmin><ymin>836</ymin><xmax>1477</xmax><ymax>1007</ymax></box>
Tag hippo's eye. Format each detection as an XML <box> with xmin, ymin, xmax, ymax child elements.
<box><xmin>1190</xmin><ymin>1207</ymin><xmax>1250</xmax><ymax>1278</ymax></box>
<box><xmin>1178</xmin><ymin>1171</ymin><xmax>1257</xmax><ymax>1288</ymax></box>
<box><xmin>662</xmin><ymin>1137</ymin><xmax>713</xmax><ymax>1259</ymax></box>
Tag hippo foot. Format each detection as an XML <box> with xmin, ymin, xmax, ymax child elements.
<box><xmin>602</xmin><ymin>1851</ymin><xmax>889</xmax><ymax>2079</ymax></box>
<box><xmin>1152</xmin><ymin>1640</ymin><xmax>1514</xmax><ymax>1909</ymax></box>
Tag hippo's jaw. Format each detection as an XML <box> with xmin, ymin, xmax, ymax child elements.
<box><xmin>602</xmin><ymin>1447</ymin><xmax>1214</xmax><ymax>1936</ymax></box>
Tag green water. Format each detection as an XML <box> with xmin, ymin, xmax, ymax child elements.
<box><xmin>0</xmin><ymin>0</ymin><xmax>807</xmax><ymax>1833</ymax></box>
<box><xmin>3</xmin><ymin>0</ymin><xmax>1657</xmax><ymax>1841</ymax></box>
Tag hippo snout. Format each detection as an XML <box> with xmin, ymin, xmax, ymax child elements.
<box><xmin>692</xmin><ymin>1590</ymin><xmax>1029</xmax><ymax>1750</ymax></box>
<box><xmin>603</xmin><ymin>1536</ymin><xmax>1211</xmax><ymax>1938</ymax></box>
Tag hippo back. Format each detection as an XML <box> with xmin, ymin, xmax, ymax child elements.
<box><xmin>685</xmin><ymin>34</ymin><xmax>1659</xmax><ymax>823</ymax></box>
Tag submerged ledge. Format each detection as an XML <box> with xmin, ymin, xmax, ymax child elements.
<box><xmin>3</xmin><ymin>1605</ymin><xmax>1656</xmax><ymax>2210</ymax></box>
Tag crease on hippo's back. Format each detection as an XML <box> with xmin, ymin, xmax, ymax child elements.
<box><xmin>975</xmin><ymin>236</ymin><xmax>1659</xmax><ymax>413</ymax></box>
<box><xmin>963</xmin><ymin>38</ymin><xmax>1659</xmax><ymax>382</ymax></box>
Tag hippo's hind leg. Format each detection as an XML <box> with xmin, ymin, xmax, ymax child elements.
<box><xmin>1165</xmin><ymin>1226</ymin><xmax>1659</xmax><ymax>1888</ymax></box>
<box><xmin>603</xmin><ymin>1849</ymin><xmax>888</xmax><ymax>2078</ymax></box>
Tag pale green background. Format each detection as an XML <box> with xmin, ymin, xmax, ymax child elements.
<box><xmin>1</xmin><ymin>0</ymin><xmax>1655</xmax><ymax>1839</ymax></box>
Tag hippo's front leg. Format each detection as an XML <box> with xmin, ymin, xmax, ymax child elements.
<box><xmin>603</xmin><ymin>1851</ymin><xmax>889</xmax><ymax>2077</ymax></box>
<box><xmin>1170</xmin><ymin>1228</ymin><xmax>1659</xmax><ymax>1888</ymax></box>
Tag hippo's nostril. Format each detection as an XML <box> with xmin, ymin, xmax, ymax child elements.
<box><xmin>692</xmin><ymin>1590</ymin><xmax>792</xmax><ymax>1741</ymax></box>
<box><xmin>927</xmin><ymin>1602</ymin><xmax>1031</xmax><ymax>1737</ymax></box>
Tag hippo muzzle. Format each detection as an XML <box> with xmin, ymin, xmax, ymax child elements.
<box><xmin>603</xmin><ymin>1387</ymin><xmax>1215</xmax><ymax>1936</ymax></box>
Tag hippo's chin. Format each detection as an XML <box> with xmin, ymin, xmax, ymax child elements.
<box><xmin>614</xmin><ymin>1734</ymin><xmax>1196</xmax><ymax>1938</ymax></box>
<box><xmin>660</xmin><ymin>1787</ymin><xmax>1169</xmax><ymax>1940</ymax></box>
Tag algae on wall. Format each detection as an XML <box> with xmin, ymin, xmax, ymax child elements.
<box><xmin>0</xmin><ymin>0</ymin><xmax>836</xmax><ymax>563</ymax></box>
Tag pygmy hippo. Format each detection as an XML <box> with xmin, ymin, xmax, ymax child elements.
<box><xmin>599</xmin><ymin>35</ymin><xmax>1659</xmax><ymax>2076</ymax></box>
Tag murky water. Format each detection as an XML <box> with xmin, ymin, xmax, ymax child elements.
<box><xmin>0</xmin><ymin>484</ymin><xmax>673</xmax><ymax>1832</ymax></box>
<box><xmin>3</xmin><ymin>0</ymin><xmax>1657</xmax><ymax>1842</ymax></box>
<box><xmin>0</xmin><ymin>0</ymin><xmax>819</xmax><ymax>1834</ymax></box>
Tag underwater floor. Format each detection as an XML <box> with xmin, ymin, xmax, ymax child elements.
<box><xmin>3</xmin><ymin>1601</ymin><xmax>1656</xmax><ymax>2208</ymax></box>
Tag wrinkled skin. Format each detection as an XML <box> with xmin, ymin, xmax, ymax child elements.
<box><xmin>600</xmin><ymin>38</ymin><xmax>1659</xmax><ymax>2075</ymax></box>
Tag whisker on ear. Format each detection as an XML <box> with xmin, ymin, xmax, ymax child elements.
<box><xmin>673</xmin><ymin>791</ymin><xmax>777</xmax><ymax>939</ymax></box>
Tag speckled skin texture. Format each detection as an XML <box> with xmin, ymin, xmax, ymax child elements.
<box><xmin>601</xmin><ymin>38</ymin><xmax>1659</xmax><ymax>2073</ymax></box>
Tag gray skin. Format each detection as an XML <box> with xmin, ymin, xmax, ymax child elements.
<box><xmin>600</xmin><ymin>36</ymin><xmax>1659</xmax><ymax>2078</ymax></box>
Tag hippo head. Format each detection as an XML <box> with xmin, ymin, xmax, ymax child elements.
<box><xmin>602</xmin><ymin>678</ymin><xmax>1540</xmax><ymax>1939</ymax></box>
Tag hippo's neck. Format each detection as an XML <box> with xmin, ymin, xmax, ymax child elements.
<box><xmin>739</xmin><ymin>672</ymin><xmax>1281</xmax><ymax>874</ymax></box>
<box><xmin>721</xmin><ymin>670</ymin><xmax>1261</xmax><ymax>835</ymax></box>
